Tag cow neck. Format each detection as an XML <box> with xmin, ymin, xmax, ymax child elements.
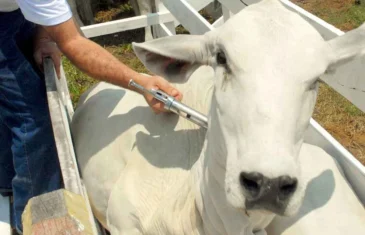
<box><xmin>191</xmin><ymin>98</ymin><xmax>263</xmax><ymax>235</ymax></box>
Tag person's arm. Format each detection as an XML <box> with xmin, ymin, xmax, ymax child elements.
<box><xmin>43</xmin><ymin>18</ymin><xmax>182</xmax><ymax>113</ymax></box>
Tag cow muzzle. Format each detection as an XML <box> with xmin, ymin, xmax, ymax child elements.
<box><xmin>240</xmin><ymin>172</ymin><xmax>298</xmax><ymax>215</ymax></box>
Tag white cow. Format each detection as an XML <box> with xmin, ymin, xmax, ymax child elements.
<box><xmin>71</xmin><ymin>0</ymin><xmax>365</xmax><ymax>234</ymax></box>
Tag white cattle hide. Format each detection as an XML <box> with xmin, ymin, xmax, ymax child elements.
<box><xmin>267</xmin><ymin>144</ymin><xmax>365</xmax><ymax>235</ymax></box>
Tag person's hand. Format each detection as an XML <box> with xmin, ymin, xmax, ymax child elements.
<box><xmin>33</xmin><ymin>38</ymin><xmax>62</xmax><ymax>78</ymax></box>
<box><xmin>138</xmin><ymin>75</ymin><xmax>183</xmax><ymax>114</ymax></box>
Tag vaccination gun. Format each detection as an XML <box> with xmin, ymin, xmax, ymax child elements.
<box><xmin>129</xmin><ymin>79</ymin><xmax>208</xmax><ymax>129</ymax></box>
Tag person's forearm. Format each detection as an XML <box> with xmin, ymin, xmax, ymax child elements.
<box><xmin>34</xmin><ymin>25</ymin><xmax>52</xmax><ymax>42</ymax></box>
<box><xmin>59</xmin><ymin>36</ymin><xmax>142</xmax><ymax>90</ymax></box>
<box><xmin>44</xmin><ymin>18</ymin><xmax>146</xmax><ymax>93</ymax></box>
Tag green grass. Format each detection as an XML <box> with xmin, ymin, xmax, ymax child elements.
<box><xmin>327</xmin><ymin>4</ymin><xmax>365</xmax><ymax>30</ymax></box>
<box><xmin>345</xmin><ymin>104</ymin><xmax>364</xmax><ymax>116</ymax></box>
<box><xmin>291</xmin><ymin>0</ymin><xmax>365</xmax><ymax>31</ymax></box>
<box><xmin>62</xmin><ymin>57</ymin><xmax>96</xmax><ymax>106</ymax></box>
<box><xmin>344</xmin><ymin>4</ymin><xmax>365</xmax><ymax>27</ymax></box>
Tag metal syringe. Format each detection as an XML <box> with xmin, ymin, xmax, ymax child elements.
<box><xmin>129</xmin><ymin>79</ymin><xmax>208</xmax><ymax>129</ymax></box>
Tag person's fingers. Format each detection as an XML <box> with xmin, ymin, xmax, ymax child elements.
<box><xmin>33</xmin><ymin>50</ymin><xmax>43</xmax><ymax>70</ymax></box>
<box><xmin>142</xmin><ymin>76</ymin><xmax>184</xmax><ymax>113</ymax></box>
<box><xmin>51</xmin><ymin>53</ymin><xmax>62</xmax><ymax>79</ymax></box>
<box><xmin>150</xmin><ymin>102</ymin><xmax>162</xmax><ymax>114</ymax></box>
<box><xmin>174</xmin><ymin>91</ymin><xmax>183</xmax><ymax>101</ymax></box>
<box><xmin>149</xmin><ymin>96</ymin><xmax>166</xmax><ymax>113</ymax></box>
<box><xmin>154</xmin><ymin>76</ymin><xmax>183</xmax><ymax>102</ymax></box>
<box><xmin>171</xmin><ymin>89</ymin><xmax>178</xmax><ymax>96</ymax></box>
<box><xmin>154</xmin><ymin>76</ymin><xmax>177</xmax><ymax>95</ymax></box>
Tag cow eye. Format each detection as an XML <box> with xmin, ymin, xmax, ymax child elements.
<box><xmin>216</xmin><ymin>52</ymin><xmax>227</xmax><ymax>65</ymax></box>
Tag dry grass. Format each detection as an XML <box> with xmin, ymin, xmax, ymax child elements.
<box><xmin>314</xmin><ymin>82</ymin><xmax>365</xmax><ymax>165</ymax></box>
<box><xmin>94</xmin><ymin>2</ymin><xmax>134</xmax><ymax>23</ymax></box>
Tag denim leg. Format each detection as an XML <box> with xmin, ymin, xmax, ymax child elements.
<box><xmin>0</xmin><ymin>122</ymin><xmax>14</xmax><ymax>191</ymax></box>
<box><xmin>0</xmin><ymin>10</ymin><xmax>62</xmax><ymax>232</ymax></box>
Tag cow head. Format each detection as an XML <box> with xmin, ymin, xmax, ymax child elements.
<box><xmin>133</xmin><ymin>0</ymin><xmax>365</xmax><ymax>217</ymax></box>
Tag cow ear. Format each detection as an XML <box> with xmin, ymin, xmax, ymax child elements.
<box><xmin>327</xmin><ymin>23</ymin><xmax>365</xmax><ymax>72</ymax></box>
<box><xmin>132</xmin><ymin>35</ymin><xmax>211</xmax><ymax>83</ymax></box>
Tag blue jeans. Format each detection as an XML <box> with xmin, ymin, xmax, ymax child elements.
<box><xmin>0</xmin><ymin>10</ymin><xmax>62</xmax><ymax>232</ymax></box>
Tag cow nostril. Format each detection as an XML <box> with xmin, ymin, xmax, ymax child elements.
<box><xmin>240</xmin><ymin>172</ymin><xmax>263</xmax><ymax>198</ymax></box>
<box><xmin>278</xmin><ymin>176</ymin><xmax>298</xmax><ymax>199</ymax></box>
<box><xmin>280</xmin><ymin>183</ymin><xmax>296</xmax><ymax>194</ymax></box>
<box><xmin>242</xmin><ymin>178</ymin><xmax>259</xmax><ymax>191</ymax></box>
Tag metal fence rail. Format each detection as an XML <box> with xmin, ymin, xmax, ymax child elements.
<box><xmin>44</xmin><ymin>58</ymin><xmax>102</xmax><ymax>235</ymax></box>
